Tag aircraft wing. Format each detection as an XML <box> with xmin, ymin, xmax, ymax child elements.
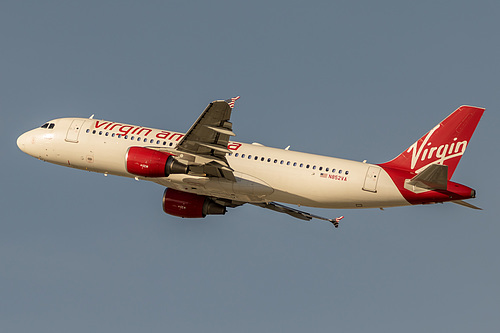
<box><xmin>174</xmin><ymin>97</ymin><xmax>240</xmax><ymax>181</ymax></box>
<box><xmin>252</xmin><ymin>202</ymin><xmax>344</xmax><ymax>228</ymax></box>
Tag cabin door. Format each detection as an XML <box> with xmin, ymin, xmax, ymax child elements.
<box><xmin>363</xmin><ymin>166</ymin><xmax>381</xmax><ymax>193</ymax></box>
<box><xmin>65</xmin><ymin>119</ymin><xmax>86</xmax><ymax>143</ymax></box>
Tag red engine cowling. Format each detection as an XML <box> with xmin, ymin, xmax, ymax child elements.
<box><xmin>162</xmin><ymin>188</ymin><xmax>226</xmax><ymax>218</ymax></box>
<box><xmin>126</xmin><ymin>147</ymin><xmax>188</xmax><ymax>177</ymax></box>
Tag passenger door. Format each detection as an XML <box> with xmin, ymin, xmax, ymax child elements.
<box><xmin>65</xmin><ymin>119</ymin><xmax>85</xmax><ymax>143</ymax></box>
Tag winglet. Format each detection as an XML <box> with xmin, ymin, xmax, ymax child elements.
<box><xmin>225</xmin><ymin>96</ymin><xmax>240</xmax><ymax>108</ymax></box>
<box><xmin>331</xmin><ymin>215</ymin><xmax>344</xmax><ymax>228</ymax></box>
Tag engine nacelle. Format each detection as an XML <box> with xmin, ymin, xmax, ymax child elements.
<box><xmin>162</xmin><ymin>188</ymin><xmax>226</xmax><ymax>218</ymax></box>
<box><xmin>126</xmin><ymin>147</ymin><xmax>189</xmax><ymax>177</ymax></box>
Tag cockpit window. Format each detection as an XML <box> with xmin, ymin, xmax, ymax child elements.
<box><xmin>40</xmin><ymin>123</ymin><xmax>55</xmax><ymax>129</ymax></box>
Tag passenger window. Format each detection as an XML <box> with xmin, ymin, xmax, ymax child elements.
<box><xmin>339</xmin><ymin>170</ymin><xmax>342</xmax><ymax>174</ymax></box>
<box><xmin>163</xmin><ymin>141</ymin><xmax>167</xmax><ymax>145</ymax></box>
<box><xmin>241</xmin><ymin>154</ymin><xmax>245</xmax><ymax>158</ymax></box>
<box><xmin>261</xmin><ymin>157</ymin><xmax>265</xmax><ymax>161</ymax></box>
<box><xmin>254</xmin><ymin>156</ymin><xmax>258</xmax><ymax>160</ymax></box>
<box><xmin>287</xmin><ymin>161</ymin><xmax>290</xmax><ymax>165</ymax></box>
<box><xmin>235</xmin><ymin>153</ymin><xmax>239</xmax><ymax>157</ymax></box>
<box><xmin>293</xmin><ymin>162</ymin><xmax>297</xmax><ymax>166</ymax></box>
<box><xmin>306</xmin><ymin>164</ymin><xmax>310</xmax><ymax>169</ymax></box>
<box><xmin>150</xmin><ymin>139</ymin><xmax>154</xmax><ymax>143</ymax></box>
<box><xmin>131</xmin><ymin>136</ymin><xmax>134</xmax><ymax>140</ymax></box>
<box><xmin>117</xmin><ymin>135</ymin><xmax>122</xmax><ymax>138</ymax></box>
<box><xmin>300</xmin><ymin>163</ymin><xmax>303</xmax><ymax>168</ymax></box>
<box><xmin>99</xmin><ymin>131</ymin><xmax>102</xmax><ymax>135</ymax></box>
<box><xmin>92</xmin><ymin>130</ymin><xmax>96</xmax><ymax>134</ymax></box>
<box><xmin>345</xmin><ymin>171</ymin><xmax>349</xmax><ymax>175</ymax></box>
<box><xmin>325</xmin><ymin>167</ymin><xmax>329</xmax><ymax>172</ymax></box>
<box><xmin>280</xmin><ymin>160</ymin><xmax>284</xmax><ymax>164</ymax></box>
<box><xmin>112</xmin><ymin>133</ymin><xmax>115</xmax><ymax>137</ymax></box>
<box><xmin>267</xmin><ymin>158</ymin><xmax>271</xmax><ymax>162</ymax></box>
<box><xmin>86</xmin><ymin>129</ymin><xmax>90</xmax><ymax>133</ymax></box>
<box><xmin>143</xmin><ymin>138</ymin><xmax>147</xmax><ymax>142</ymax></box>
<box><xmin>319</xmin><ymin>166</ymin><xmax>323</xmax><ymax>171</ymax></box>
<box><xmin>248</xmin><ymin>155</ymin><xmax>252</xmax><ymax>159</ymax></box>
<box><xmin>156</xmin><ymin>140</ymin><xmax>160</xmax><ymax>144</ymax></box>
<box><xmin>312</xmin><ymin>166</ymin><xmax>316</xmax><ymax>170</ymax></box>
<box><xmin>274</xmin><ymin>159</ymin><xmax>278</xmax><ymax>163</ymax></box>
<box><xmin>169</xmin><ymin>142</ymin><xmax>173</xmax><ymax>146</ymax></box>
<box><xmin>105</xmin><ymin>132</ymin><xmax>109</xmax><ymax>136</ymax></box>
<box><xmin>332</xmin><ymin>169</ymin><xmax>336</xmax><ymax>173</ymax></box>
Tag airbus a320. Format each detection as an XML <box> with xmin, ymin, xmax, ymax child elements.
<box><xmin>17</xmin><ymin>97</ymin><xmax>484</xmax><ymax>228</ymax></box>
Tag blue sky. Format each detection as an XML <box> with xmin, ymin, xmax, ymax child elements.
<box><xmin>2</xmin><ymin>1</ymin><xmax>499</xmax><ymax>332</ymax></box>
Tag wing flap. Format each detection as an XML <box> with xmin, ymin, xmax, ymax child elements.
<box><xmin>196</xmin><ymin>142</ymin><xmax>232</xmax><ymax>154</ymax></box>
<box><xmin>204</xmin><ymin>125</ymin><xmax>236</xmax><ymax>136</ymax></box>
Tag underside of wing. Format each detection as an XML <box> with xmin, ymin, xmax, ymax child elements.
<box><xmin>173</xmin><ymin>98</ymin><xmax>240</xmax><ymax>181</ymax></box>
<box><xmin>252</xmin><ymin>202</ymin><xmax>344</xmax><ymax>228</ymax></box>
<box><xmin>177</xmin><ymin>99</ymin><xmax>235</xmax><ymax>155</ymax></box>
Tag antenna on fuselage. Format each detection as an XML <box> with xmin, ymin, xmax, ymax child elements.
<box><xmin>89</xmin><ymin>114</ymin><xmax>95</xmax><ymax>119</ymax></box>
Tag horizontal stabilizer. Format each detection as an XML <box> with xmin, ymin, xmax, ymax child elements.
<box><xmin>451</xmin><ymin>200</ymin><xmax>482</xmax><ymax>210</ymax></box>
<box><xmin>406</xmin><ymin>164</ymin><xmax>448</xmax><ymax>191</ymax></box>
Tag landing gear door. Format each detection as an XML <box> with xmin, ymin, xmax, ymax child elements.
<box><xmin>363</xmin><ymin>166</ymin><xmax>381</xmax><ymax>193</ymax></box>
<box><xmin>65</xmin><ymin>119</ymin><xmax>86</xmax><ymax>143</ymax></box>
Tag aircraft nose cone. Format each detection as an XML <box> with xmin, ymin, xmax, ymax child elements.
<box><xmin>17</xmin><ymin>131</ymin><xmax>35</xmax><ymax>155</ymax></box>
<box><xmin>17</xmin><ymin>132</ymin><xmax>28</xmax><ymax>153</ymax></box>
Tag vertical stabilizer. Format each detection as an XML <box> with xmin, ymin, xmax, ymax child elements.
<box><xmin>380</xmin><ymin>106</ymin><xmax>484</xmax><ymax>179</ymax></box>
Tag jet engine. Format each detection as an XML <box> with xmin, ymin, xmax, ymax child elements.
<box><xmin>162</xmin><ymin>188</ymin><xmax>226</xmax><ymax>218</ymax></box>
<box><xmin>126</xmin><ymin>147</ymin><xmax>188</xmax><ymax>177</ymax></box>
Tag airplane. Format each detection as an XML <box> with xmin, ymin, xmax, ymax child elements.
<box><xmin>17</xmin><ymin>97</ymin><xmax>484</xmax><ymax>228</ymax></box>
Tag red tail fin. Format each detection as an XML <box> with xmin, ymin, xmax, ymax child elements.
<box><xmin>380</xmin><ymin>106</ymin><xmax>484</xmax><ymax>179</ymax></box>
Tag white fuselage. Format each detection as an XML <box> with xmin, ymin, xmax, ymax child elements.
<box><xmin>17</xmin><ymin>117</ymin><xmax>410</xmax><ymax>209</ymax></box>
